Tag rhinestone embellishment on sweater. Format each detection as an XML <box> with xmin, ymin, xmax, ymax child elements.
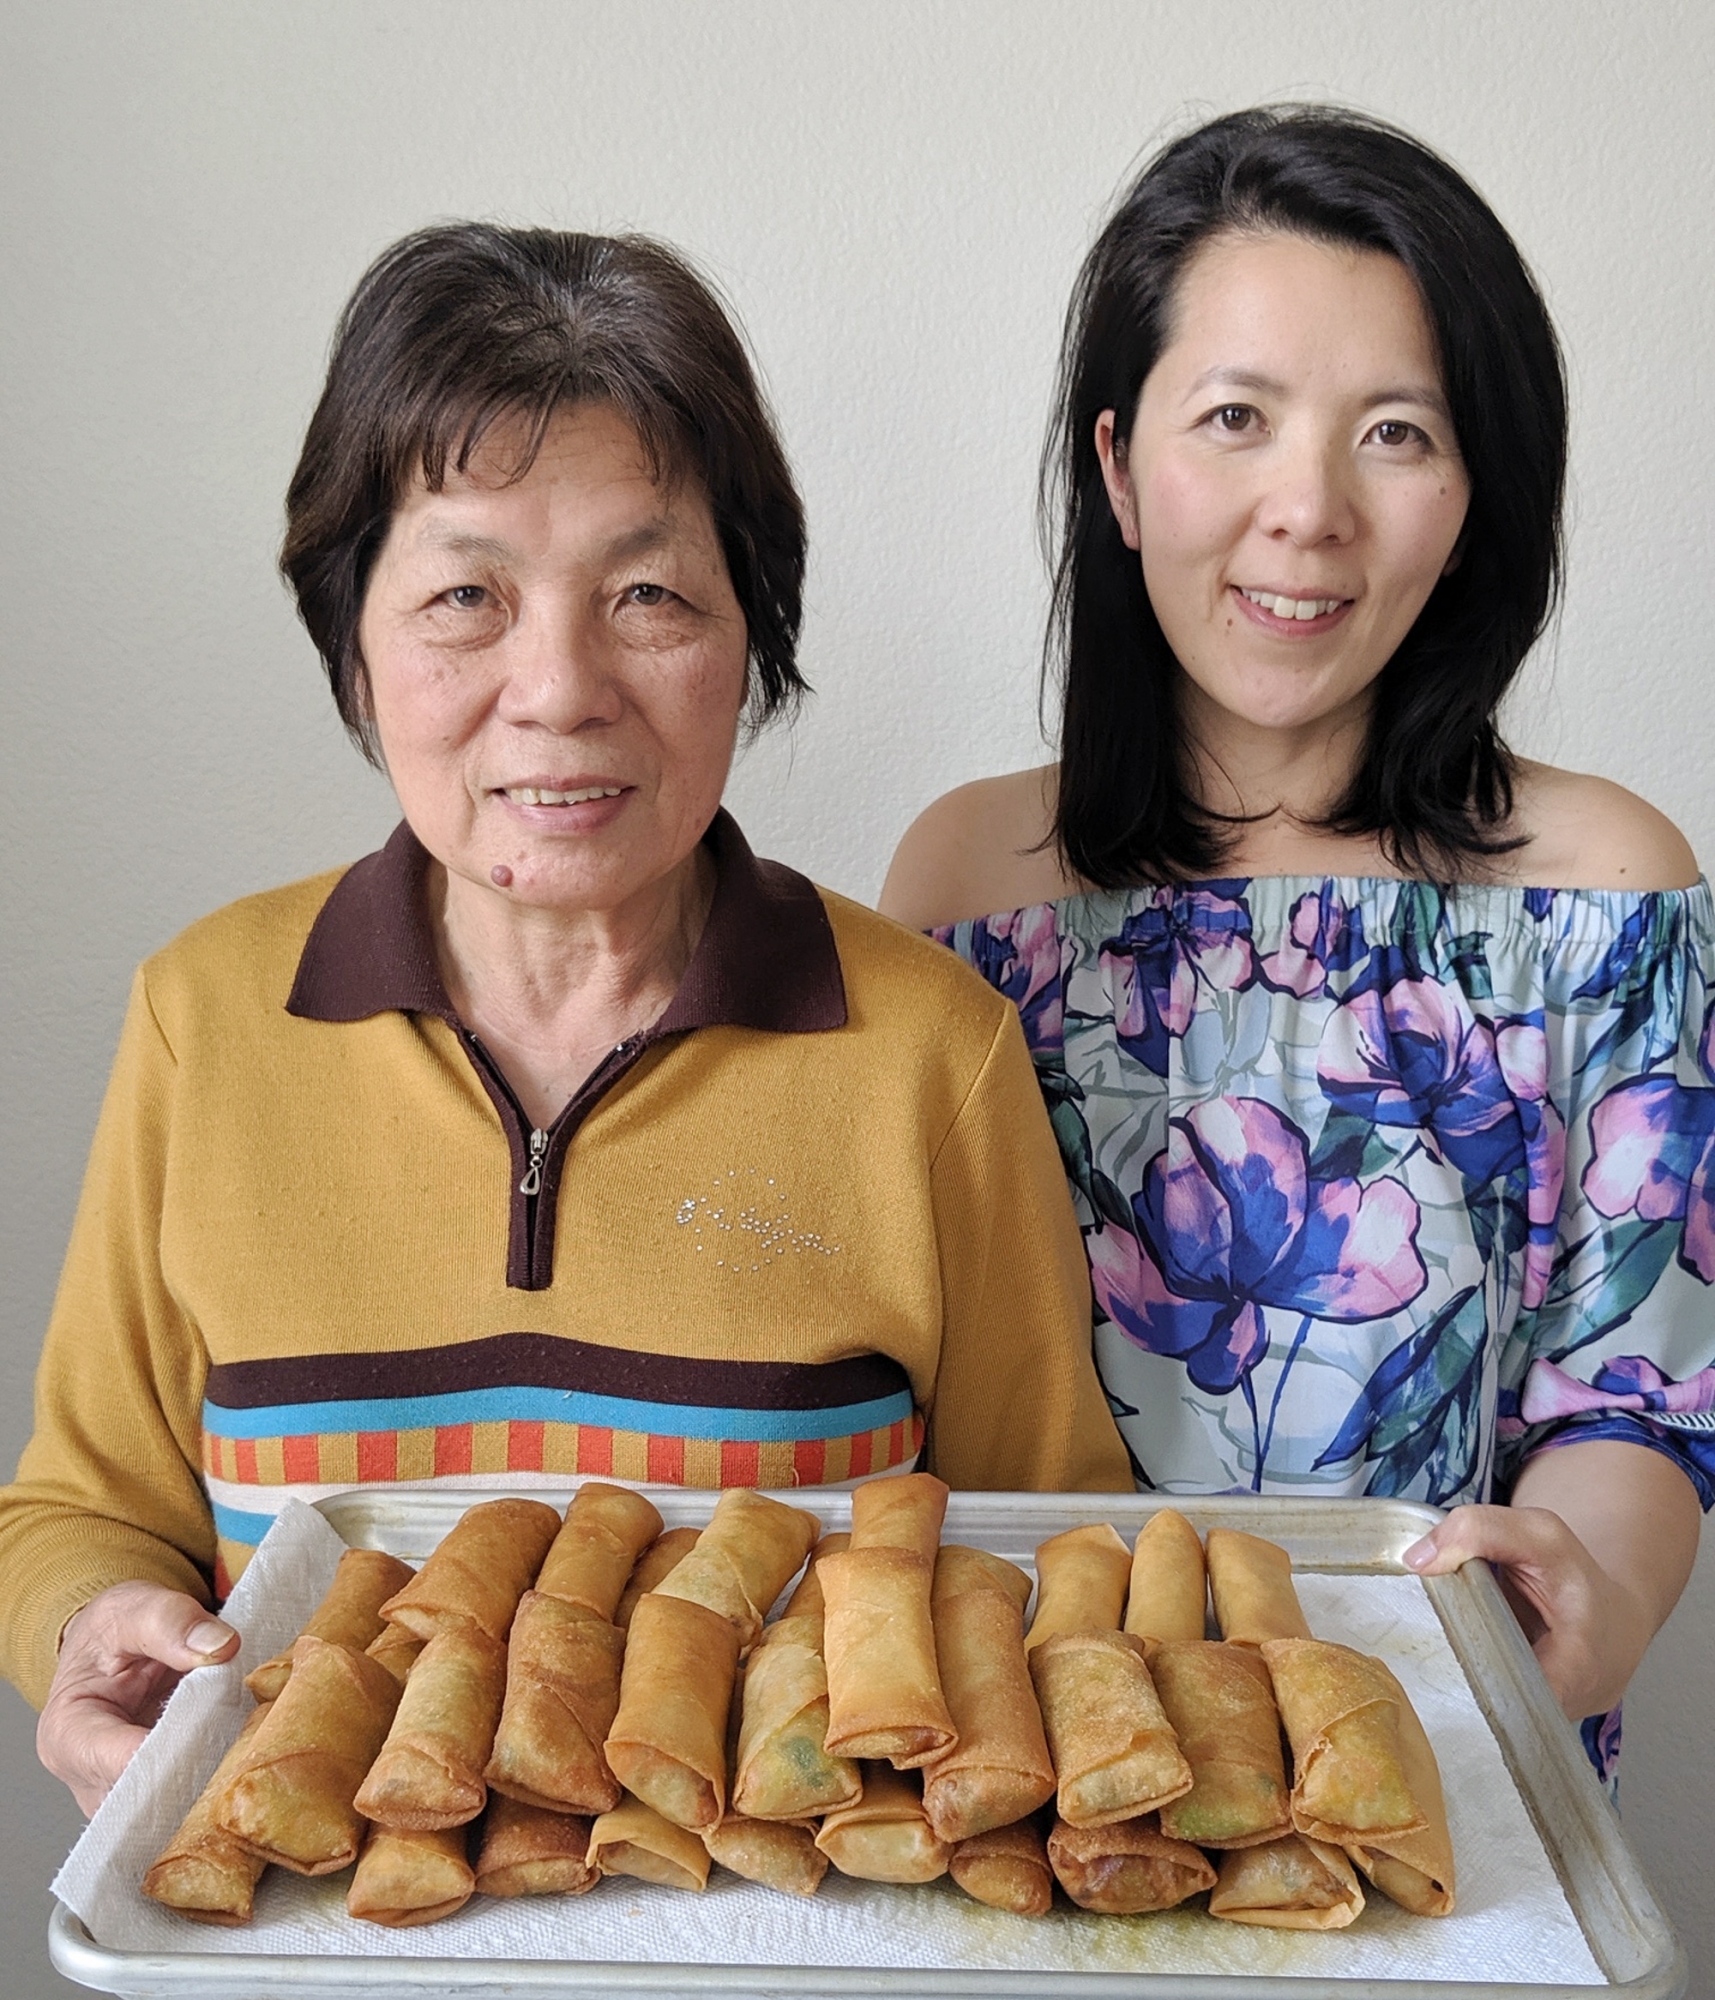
<box><xmin>675</xmin><ymin>1167</ymin><xmax>842</xmax><ymax>1273</ymax></box>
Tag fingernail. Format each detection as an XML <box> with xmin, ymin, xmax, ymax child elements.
<box><xmin>188</xmin><ymin>1619</ymin><xmax>236</xmax><ymax>1658</ymax></box>
<box><xmin>1401</xmin><ymin>1538</ymin><xmax>1432</xmax><ymax>1570</ymax></box>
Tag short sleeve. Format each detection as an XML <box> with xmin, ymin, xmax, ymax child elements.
<box><xmin>1498</xmin><ymin>886</ymin><xmax>1715</xmax><ymax>1508</ymax></box>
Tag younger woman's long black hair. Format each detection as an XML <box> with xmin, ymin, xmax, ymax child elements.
<box><xmin>1046</xmin><ymin>105</ymin><xmax>1566</xmax><ymax>887</ymax></box>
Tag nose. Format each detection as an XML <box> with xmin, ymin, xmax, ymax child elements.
<box><xmin>1253</xmin><ymin>432</ymin><xmax>1357</xmax><ymax>548</ymax></box>
<box><xmin>494</xmin><ymin>605</ymin><xmax>625</xmax><ymax>732</ymax></box>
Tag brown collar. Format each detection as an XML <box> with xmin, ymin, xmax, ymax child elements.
<box><xmin>286</xmin><ymin>809</ymin><xmax>847</xmax><ymax>1036</ymax></box>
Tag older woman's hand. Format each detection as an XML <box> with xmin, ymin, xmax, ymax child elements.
<box><xmin>38</xmin><ymin>1582</ymin><xmax>239</xmax><ymax>1815</ymax></box>
<box><xmin>1403</xmin><ymin>1438</ymin><xmax>1700</xmax><ymax>1723</ymax></box>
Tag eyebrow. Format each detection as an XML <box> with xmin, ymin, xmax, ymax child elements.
<box><xmin>1183</xmin><ymin>366</ymin><xmax>1452</xmax><ymax>421</ymax></box>
<box><xmin>409</xmin><ymin>518</ymin><xmax>679</xmax><ymax>563</ymax></box>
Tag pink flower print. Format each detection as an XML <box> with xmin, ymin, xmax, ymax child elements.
<box><xmin>1582</xmin><ymin>1070</ymin><xmax>1715</xmax><ymax>1283</ymax></box>
<box><xmin>1095</xmin><ymin>1096</ymin><xmax>1427</xmax><ymax>1396</ymax></box>
<box><xmin>952</xmin><ymin>904</ymin><xmax>1069</xmax><ymax>1056</ymax></box>
<box><xmin>1100</xmin><ymin>890</ymin><xmax>1256</xmax><ymax>1075</ymax></box>
<box><xmin>1495</xmin><ymin>1015</ymin><xmax>1566</xmax><ymax>1309</ymax></box>
<box><xmin>1260</xmin><ymin>887</ymin><xmax>1366</xmax><ymax>999</ymax></box>
<box><xmin>1319</xmin><ymin>976</ymin><xmax>1525</xmax><ymax>1185</ymax></box>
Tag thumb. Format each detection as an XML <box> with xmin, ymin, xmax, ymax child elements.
<box><xmin>69</xmin><ymin>1583</ymin><xmax>241</xmax><ymax>1671</ymax></box>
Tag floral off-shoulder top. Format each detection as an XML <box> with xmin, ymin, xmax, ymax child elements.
<box><xmin>938</xmin><ymin>876</ymin><xmax>1715</xmax><ymax>1775</ymax></box>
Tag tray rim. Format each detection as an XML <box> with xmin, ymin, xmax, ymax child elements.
<box><xmin>50</xmin><ymin>1486</ymin><xmax>1689</xmax><ymax>2000</ymax></box>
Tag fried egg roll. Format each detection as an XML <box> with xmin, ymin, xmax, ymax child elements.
<box><xmin>1260</xmin><ymin>1638</ymin><xmax>1428</xmax><ymax>1845</ymax></box>
<box><xmin>588</xmin><ymin>1792</ymin><xmax>710</xmax><ymax>1891</ymax></box>
<box><xmin>347</xmin><ymin>1823</ymin><xmax>475</xmax><ymax>1927</ymax></box>
<box><xmin>1341</xmin><ymin>1658</ymin><xmax>1455</xmax><ymax>1915</ymax></box>
<box><xmin>244</xmin><ymin>1548</ymin><xmax>417</xmax><ymax>1702</ymax></box>
<box><xmin>820</xmin><ymin>1545</ymin><xmax>956</xmax><ymax>1767</ymax></box>
<box><xmin>1206</xmin><ymin>1528</ymin><xmax>1312</xmax><ymax>1645</ymax></box>
<box><xmin>604</xmin><ymin>1590</ymin><xmax>740</xmax><ymax>1830</ymax></box>
<box><xmin>702</xmin><ymin>1812</ymin><xmax>829</xmax><ymax>1896</ymax></box>
<box><xmin>615</xmin><ymin>1525</ymin><xmax>700</xmax><ymax>1630</ymax></box>
<box><xmin>365</xmin><ymin>1622</ymin><xmax>425</xmax><ymax>1684</ymax></box>
<box><xmin>777</xmin><ymin>1531</ymin><xmax>849</xmax><ymax>1619</ymax></box>
<box><xmin>1207</xmin><ymin>1832</ymin><xmax>1365</xmax><ymax>1929</ymax></box>
<box><xmin>354</xmin><ymin>1623</ymin><xmax>508</xmax><ymax>1831</ymax></box>
<box><xmin>379</xmin><ymin>1497</ymin><xmax>561</xmax><ymax>1645</ymax></box>
<box><xmin>142</xmin><ymin>1702</ymin><xmax>273</xmax><ymax>1924</ymax></box>
<box><xmin>1022</xmin><ymin>1523</ymin><xmax>1131</xmax><ymax>1650</ymax></box>
<box><xmin>1123</xmin><ymin>1509</ymin><xmax>1208</xmax><ymax>1644</ymax></box>
<box><xmin>1151</xmin><ymin>1640</ymin><xmax>1291</xmax><ymax>1849</ymax></box>
<box><xmin>921</xmin><ymin>1547</ymin><xmax>1055</xmax><ymax>1843</ymax></box>
<box><xmin>731</xmin><ymin>1620</ymin><xmax>860</xmax><ymax>1820</ymax></box>
<box><xmin>212</xmin><ymin>1635</ymin><xmax>401</xmax><ymax>1875</ymax></box>
<box><xmin>1046</xmin><ymin>1813</ymin><xmax>1216</xmax><ymax>1915</ymax></box>
<box><xmin>814</xmin><ymin>1763</ymin><xmax>950</xmax><ymax>1883</ymax></box>
<box><xmin>847</xmin><ymin>1470</ymin><xmax>948</xmax><ymax>1561</ymax></box>
<box><xmin>652</xmin><ymin>1489</ymin><xmax>819</xmax><ymax>1649</ymax></box>
<box><xmin>1029</xmin><ymin>1629</ymin><xmax>1192</xmax><ymax>1827</ymax></box>
<box><xmin>949</xmin><ymin>1820</ymin><xmax>1054</xmax><ymax>1917</ymax></box>
<box><xmin>473</xmin><ymin>1795</ymin><xmax>598</xmax><ymax>1898</ymax></box>
<box><xmin>484</xmin><ymin>1589</ymin><xmax>627</xmax><ymax>1814</ymax></box>
<box><xmin>535</xmin><ymin>1483</ymin><xmax>663</xmax><ymax>1620</ymax></box>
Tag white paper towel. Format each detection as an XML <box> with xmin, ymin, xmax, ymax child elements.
<box><xmin>53</xmin><ymin>1498</ymin><xmax>1607</xmax><ymax>1988</ymax></box>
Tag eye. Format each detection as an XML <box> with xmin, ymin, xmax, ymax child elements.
<box><xmin>1209</xmin><ymin>404</ymin><xmax>1259</xmax><ymax>434</ymax></box>
<box><xmin>442</xmin><ymin>584</ymin><xmax>490</xmax><ymax>610</ymax></box>
<box><xmin>624</xmin><ymin>582</ymin><xmax>673</xmax><ymax>607</ymax></box>
<box><xmin>1367</xmin><ymin>418</ymin><xmax>1429</xmax><ymax>450</ymax></box>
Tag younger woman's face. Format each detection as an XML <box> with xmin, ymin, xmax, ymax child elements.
<box><xmin>1098</xmin><ymin>230</ymin><xmax>1470</xmax><ymax>756</ymax></box>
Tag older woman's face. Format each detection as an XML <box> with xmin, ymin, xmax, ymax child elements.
<box><xmin>358</xmin><ymin>402</ymin><xmax>748</xmax><ymax>921</ymax></box>
<box><xmin>1098</xmin><ymin>230</ymin><xmax>1469</xmax><ymax>752</ymax></box>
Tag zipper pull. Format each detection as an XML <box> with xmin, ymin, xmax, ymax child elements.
<box><xmin>519</xmin><ymin>1127</ymin><xmax>547</xmax><ymax>1197</ymax></box>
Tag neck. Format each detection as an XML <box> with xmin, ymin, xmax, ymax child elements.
<box><xmin>1180</xmin><ymin>684</ymin><xmax>1371</xmax><ymax>834</ymax></box>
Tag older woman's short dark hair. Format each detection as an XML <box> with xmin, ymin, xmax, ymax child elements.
<box><xmin>1046</xmin><ymin>105</ymin><xmax>1567</xmax><ymax>886</ymax></box>
<box><xmin>283</xmin><ymin>224</ymin><xmax>807</xmax><ymax>757</ymax></box>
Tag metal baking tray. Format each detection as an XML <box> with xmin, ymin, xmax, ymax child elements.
<box><xmin>50</xmin><ymin>1488</ymin><xmax>1687</xmax><ymax>1999</ymax></box>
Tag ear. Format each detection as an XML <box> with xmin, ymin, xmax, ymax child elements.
<box><xmin>1094</xmin><ymin>410</ymin><xmax>1141</xmax><ymax>551</ymax></box>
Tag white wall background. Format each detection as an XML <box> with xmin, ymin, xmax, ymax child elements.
<box><xmin>3</xmin><ymin>2</ymin><xmax>1712</xmax><ymax>1993</ymax></box>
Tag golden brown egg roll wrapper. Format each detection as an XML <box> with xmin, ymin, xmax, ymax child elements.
<box><xmin>354</xmin><ymin>1623</ymin><xmax>508</xmax><ymax>1830</ymax></box>
<box><xmin>1124</xmin><ymin>1509</ymin><xmax>1208</xmax><ymax>1643</ymax></box>
<box><xmin>1022</xmin><ymin>1523</ymin><xmax>1131</xmax><ymax>1650</ymax></box>
<box><xmin>847</xmin><ymin>1471</ymin><xmax>948</xmax><ymax>1562</ymax></box>
<box><xmin>1029</xmin><ymin>1629</ymin><xmax>1192</xmax><ymax>1827</ymax></box>
<box><xmin>1206</xmin><ymin>1529</ymin><xmax>1311</xmax><ymax>1645</ymax></box>
<box><xmin>1260</xmin><ymin>1638</ymin><xmax>1427</xmax><ymax>1843</ymax></box>
<box><xmin>484</xmin><ymin>1590</ymin><xmax>626</xmax><ymax>1814</ymax></box>
<box><xmin>379</xmin><ymin>1497</ymin><xmax>562</xmax><ymax>1644</ymax></box>
<box><xmin>213</xmin><ymin>1636</ymin><xmax>401</xmax><ymax>1875</ymax></box>
<box><xmin>588</xmin><ymin>1792</ymin><xmax>710</xmax><ymax>1891</ymax></box>
<box><xmin>703</xmin><ymin>1812</ymin><xmax>829</xmax><ymax>1896</ymax></box>
<box><xmin>820</xmin><ymin>1546</ymin><xmax>956</xmax><ymax>1767</ymax></box>
<box><xmin>535</xmin><ymin>1483</ymin><xmax>663</xmax><ymax>1621</ymax></box>
<box><xmin>731</xmin><ymin>1613</ymin><xmax>861</xmax><ymax>1820</ymax></box>
<box><xmin>365</xmin><ymin>1622</ymin><xmax>425</xmax><ymax>1684</ymax></box>
<box><xmin>1046</xmin><ymin>1813</ymin><xmax>1216</xmax><ymax>1914</ymax></box>
<box><xmin>949</xmin><ymin>1820</ymin><xmax>1054</xmax><ymax>1917</ymax></box>
<box><xmin>347</xmin><ymin>1823</ymin><xmax>475</xmax><ymax>1927</ymax></box>
<box><xmin>1208</xmin><ymin>1832</ymin><xmax>1365</xmax><ymax>1929</ymax></box>
<box><xmin>1151</xmin><ymin>1640</ymin><xmax>1291</xmax><ymax>1849</ymax></box>
<box><xmin>777</xmin><ymin>1532</ymin><xmax>850</xmax><ymax>1619</ymax></box>
<box><xmin>616</xmin><ymin>1526</ymin><xmax>700</xmax><ymax>1630</ymax></box>
<box><xmin>473</xmin><ymin>1795</ymin><xmax>598</xmax><ymax>1898</ymax></box>
<box><xmin>142</xmin><ymin>1702</ymin><xmax>273</xmax><ymax>1924</ymax></box>
<box><xmin>605</xmin><ymin>1591</ymin><xmax>740</xmax><ymax>1830</ymax></box>
<box><xmin>244</xmin><ymin>1549</ymin><xmax>418</xmax><ymax>1702</ymax></box>
<box><xmin>921</xmin><ymin>1551</ymin><xmax>1054</xmax><ymax>1842</ymax></box>
<box><xmin>815</xmin><ymin>1763</ymin><xmax>950</xmax><ymax>1883</ymax></box>
<box><xmin>653</xmin><ymin>1489</ymin><xmax>819</xmax><ymax>1648</ymax></box>
<box><xmin>1341</xmin><ymin>1657</ymin><xmax>1455</xmax><ymax>1914</ymax></box>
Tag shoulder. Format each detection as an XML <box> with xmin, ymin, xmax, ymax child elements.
<box><xmin>877</xmin><ymin>767</ymin><xmax>1079</xmax><ymax>930</ymax></box>
<box><xmin>1509</xmin><ymin>763</ymin><xmax>1701</xmax><ymax>893</ymax></box>
<box><xmin>817</xmin><ymin>887</ymin><xmax>1031</xmax><ymax>1055</ymax></box>
<box><xmin>140</xmin><ymin>867</ymin><xmax>349</xmax><ymax>1024</ymax></box>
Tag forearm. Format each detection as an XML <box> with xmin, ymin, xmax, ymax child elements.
<box><xmin>1509</xmin><ymin>1437</ymin><xmax>1701</xmax><ymax>1651</ymax></box>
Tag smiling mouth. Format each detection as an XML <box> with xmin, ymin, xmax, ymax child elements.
<box><xmin>499</xmin><ymin>786</ymin><xmax>626</xmax><ymax>806</ymax></box>
<box><xmin>1237</xmin><ymin>587</ymin><xmax>1351</xmax><ymax>621</ymax></box>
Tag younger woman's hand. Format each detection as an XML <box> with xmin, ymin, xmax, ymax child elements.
<box><xmin>37</xmin><ymin>1582</ymin><xmax>240</xmax><ymax>1816</ymax></box>
<box><xmin>1402</xmin><ymin>1502</ymin><xmax>1644</xmax><ymax>1721</ymax></box>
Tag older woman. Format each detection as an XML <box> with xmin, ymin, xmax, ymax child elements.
<box><xmin>4</xmin><ymin>223</ymin><xmax>1129</xmax><ymax>1813</ymax></box>
<box><xmin>882</xmin><ymin>107</ymin><xmax>1712</xmax><ymax>1778</ymax></box>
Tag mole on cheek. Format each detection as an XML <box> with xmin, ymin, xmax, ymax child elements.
<box><xmin>491</xmin><ymin>864</ymin><xmax>514</xmax><ymax>888</ymax></box>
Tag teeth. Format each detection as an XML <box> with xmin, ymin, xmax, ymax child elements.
<box><xmin>1243</xmin><ymin>589</ymin><xmax>1345</xmax><ymax>621</ymax></box>
<box><xmin>507</xmin><ymin>786</ymin><xmax>623</xmax><ymax>806</ymax></box>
